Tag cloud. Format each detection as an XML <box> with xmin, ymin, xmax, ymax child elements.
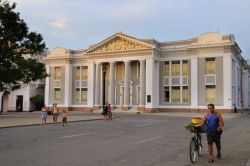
<box><xmin>50</xmin><ymin>19</ymin><xmax>69</xmax><ymax>29</ymax></box>
<box><xmin>8</xmin><ymin>0</ymin><xmax>61</xmax><ymax>7</ymax></box>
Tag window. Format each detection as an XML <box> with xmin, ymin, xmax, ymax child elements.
<box><xmin>205</xmin><ymin>58</ymin><xmax>216</xmax><ymax>74</ymax></box>
<box><xmin>76</xmin><ymin>66</ymin><xmax>88</xmax><ymax>80</ymax></box>
<box><xmin>81</xmin><ymin>88</ymin><xmax>87</xmax><ymax>102</ymax></box>
<box><xmin>81</xmin><ymin>66</ymin><xmax>88</xmax><ymax>80</ymax></box>
<box><xmin>75</xmin><ymin>88</ymin><xmax>80</xmax><ymax>102</ymax></box>
<box><xmin>206</xmin><ymin>85</ymin><xmax>216</xmax><ymax>103</ymax></box>
<box><xmin>76</xmin><ymin>67</ymin><xmax>81</xmax><ymax>80</ymax></box>
<box><xmin>164</xmin><ymin>86</ymin><xmax>170</xmax><ymax>102</ymax></box>
<box><xmin>75</xmin><ymin>66</ymin><xmax>88</xmax><ymax>103</ymax></box>
<box><xmin>54</xmin><ymin>67</ymin><xmax>61</xmax><ymax>80</ymax></box>
<box><xmin>182</xmin><ymin>86</ymin><xmax>188</xmax><ymax>103</ymax></box>
<box><xmin>171</xmin><ymin>86</ymin><xmax>180</xmax><ymax>103</ymax></box>
<box><xmin>164</xmin><ymin>61</ymin><xmax>169</xmax><ymax>76</ymax></box>
<box><xmin>182</xmin><ymin>60</ymin><xmax>189</xmax><ymax>76</ymax></box>
<box><xmin>54</xmin><ymin>88</ymin><xmax>61</xmax><ymax>102</ymax></box>
<box><xmin>171</xmin><ymin>61</ymin><xmax>180</xmax><ymax>76</ymax></box>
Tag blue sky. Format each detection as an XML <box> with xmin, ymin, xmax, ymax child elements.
<box><xmin>9</xmin><ymin>0</ymin><xmax>250</xmax><ymax>59</ymax></box>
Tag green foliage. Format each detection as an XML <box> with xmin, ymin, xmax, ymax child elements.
<box><xmin>30</xmin><ymin>94</ymin><xmax>44</xmax><ymax>111</ymax></box>
<box><xmin>0</xmin><ymin>0</ymin><xmax>47</xmax><ymax>91</ymax></box>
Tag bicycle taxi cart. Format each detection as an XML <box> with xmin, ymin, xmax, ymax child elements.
<box><xmin>185</xmin><ymin>117</ymin><xmax>206</xmax><ymax>163</ymax></box>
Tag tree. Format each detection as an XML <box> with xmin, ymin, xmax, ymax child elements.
<box><xmin>30</xmin><ymin>94</ymin><xmax>44</xmax><ymax>111</ymax></box>
<box><xmin>0</xmin><ymin>0</ymin><xmax>47</xmax><ymax>92</ymax></box>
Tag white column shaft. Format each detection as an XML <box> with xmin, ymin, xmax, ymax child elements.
<box><xmin>45</xmin><ymin>65</ymin><xmax>50</xmax><ymax>106</ymax></box>
<box><xmin>109</xmin><ymin>62</ymin><xmax>115</xmax><ymax>105</ymax></box>
<box><xmin>223</xmin><ymin>55</ymin><xmax>232</xmax><ymax>108</ymax></box>
<box><xmin>191</xmin><ymin>58</ymin><xmax>198</xmax><ymax>107</ymax></box>
<box><xmin>139</xmin><ymin>60</ymin><xmax>146</xmax><ymax>106</ymax></box>
<box><xmin>64</xmin><ymin>63</ymin><xmax>72</xmax><ymax>106</ymax></box>
<box><xmin>145</xmin><ymin>58</ymin><xmax>153</xmax><ymax>108</ymax></box>
<box><xmin>95</xmin><ymin>63</ymin><xmax>100</xmax><ymax>106</ymax></box>
<box><xmin>124</xmin><ymin>61</ymin><xmax>130</xmax><ymax>106</ymax></box>
<box><xmin>87</xmin><ymin>62</ymin><xmax>95</xmax><ymax>107</ymax></box>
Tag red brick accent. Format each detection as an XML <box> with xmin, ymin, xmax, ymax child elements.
<box><xmin>93</xmin><ymin>106</ymin><xmax>101</xmax><ymax>112</ymax></box>
<box><xmin>122</xmin><ymin>106</ymin><xmax>129</xmax><ymax>111</ymax></box>
<box><xmin>157</xmin><ymin>108</ymin><xmax>233</xmax><ymax>113</ymax></box>
<box><xmin>143</xmin><ymin>108</ymin><xmax>160</xmax><ymax>113</ymax></box>
<box><xmin>57</xmin><ymin>107</ymin><xmax>233</xmax><ymax>113</ymax></box>
<box><xmin>137</xmin><ymin>107</ymin><xmax>145</xmax><ymax>112</ymax></box>
<box><xmin>58</xmin><ymin>107</ymin><xmax>94</xmax><ymax>112</ymax></box>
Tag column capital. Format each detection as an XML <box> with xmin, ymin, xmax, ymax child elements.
<box><xmin>139</xmin><ymin>59</ymin><xmax>146</xmax><ymax>62</ymax></box>
<box><xmin>109</xmin><ymin>61</ymin><xmax>117</xmax><ymax>65</ymax></box>
<box><xmin>124</xmin><ymin>60</ymin><xmax>131</xmax><ymax>64</ymax></box>
<box><xmin>95</xmin><ymin>62</ymin><xmax>101</xmax><ymax>65</ymax></box>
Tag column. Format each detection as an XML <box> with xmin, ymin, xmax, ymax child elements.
<box><xmin>95</xmin><ymin>63</ymin><xmax>100</xmax><ymax>107</ymax></box>
<box><xmin>191</xmin><ymin>57</ymin><xmax>198</xmax><ymax>108</ymax></box>
<box><xmin>64</xmin><ymin>62</ymin><xmax>72</xmax><ymax>109</ymax></box>
<box><xmin>223</xmin><ymin>54</ymin><xmax>232</xmax><ymax>108</ymax></box>
<box><xmin>124</xmin><ymin>60</ymin><xmax>130</xmax><ymax>107</ymax></box>
<box><xmin>44</xmin><ymin>65</ymin><xmax>50</xmax><ymax>106</ymax></box>
<box><xmin>145</xmin><ymin>58</ymin><xmax>153</xmax><ymax>108</ymax></box>
<box><xmin>109</xmin><ymin>62</ymin><xmax>116</xmax><ymax>105</ymax></box>
<box><xmin>139</xmin><ymin>60</ymin><xmax>146</xmax><ymax>106</ymax></box>
<box><xmin>87</xmin><ymin>61</ymin><xmax>95</xmax><ymax>108</ymax></box>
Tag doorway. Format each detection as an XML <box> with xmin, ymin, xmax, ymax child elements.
<box><xmin>120</xmin><ymin>86</ymin><xmax>133</xmax><ymax>107</ymax></box>
<box><xmin>16</xmin><ymin>95</ymin><xmax>23</xmax><ymax>112</ymax></box>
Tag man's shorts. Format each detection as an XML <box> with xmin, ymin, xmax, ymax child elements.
<box><xmin>62</xmin><ymin>117</ymin><xmax>67</xmax><ymax>123</ymax></box>
<box><xmin>207</xmin><ymin>131</ymin><xmax>221</xmax><ymax>145</ymax></box>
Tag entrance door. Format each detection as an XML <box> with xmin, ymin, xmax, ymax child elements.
<box><xmin>120</xmin><ymin>86</ymin><xmax>124</xmax><ymax>106</ymax></box>
<box><xmin>16</xmin><ymin>95</ymin><xmax>23</xmax><ymax>112</ymax></box>
<box><xmin>120</xmin><ymin>86</ymin><xmax>133</xmax><ymax>107</ymax></box>
<box><xmin>3</xmin><ymin>94</ymin><xmax>9</xmax><ymax>112</ymax></box>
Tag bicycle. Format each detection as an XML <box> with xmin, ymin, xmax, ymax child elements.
<box><xmin>189</xmin><ymin>124</ymin><xmax>203</xmax><ymax>163</ymax></box>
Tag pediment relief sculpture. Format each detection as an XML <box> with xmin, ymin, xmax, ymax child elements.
<box><xmin>89</xmin><ymin>37</ymin><xmax>151</xmax><ymax>53</ymax></box>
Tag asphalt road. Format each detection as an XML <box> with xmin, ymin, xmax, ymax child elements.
<box><xmin>0</xmin><ymin>113</ymin><xmax>250</xmax><ymax>166</ymax></box>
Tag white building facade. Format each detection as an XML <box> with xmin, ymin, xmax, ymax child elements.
<box><xmin>0</xmin><ymin>81</ymin><xmax>45</xmax><ymax>112</ymax></box>
<box><xmin>45</xmin><ymin>32</ymin><xmax>250</xmax><ymax>113</ymax></box>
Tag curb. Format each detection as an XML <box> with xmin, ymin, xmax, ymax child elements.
<box><xmin>0</xmin><ymin>118</ymin><xmax>103</xmax><ymax>129</ymax></box>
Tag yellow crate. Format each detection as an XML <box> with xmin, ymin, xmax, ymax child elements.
<box><xmin>191</xmin><ymin>117</ymin><xmax>203</xmax><ymax>124</ymax></box>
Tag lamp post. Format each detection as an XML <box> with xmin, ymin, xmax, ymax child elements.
<box><xmin>102</xmin><ymin>63</ymin><xmax>107</xmax><ymax>110</ymax></box>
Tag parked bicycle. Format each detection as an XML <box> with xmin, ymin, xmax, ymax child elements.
<box><xmin>185</xmin><ymin>117</ymin><xmax>206</xmax><ymax>163</ymax></box>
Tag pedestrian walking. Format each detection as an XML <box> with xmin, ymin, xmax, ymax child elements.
<box><xmin>234</xmin><ymin>104</ymin><xmax>237</xmax><ymax>113</ymax></box>
<box><xmin>52</xmin><ymin>103</ymin><xmax>59</xmax><ymax>124</ymax></box>
<box><xmin>203</xmin><ymin>103</ymin><xmax>224</xmax><ymax>163</ymax></box>
<box><xmin>41</xmin><ymin>104</ymin><xmax>48</xmax><ymax>125</ymax></box>
<box><xmin>102</xmin><ymin>102</ymin><xmax>109</xmax><ymax>120</ymax></box>
<box><xmin>107</xmin><ymin>104</ymin><xmax>112</xmax><ymax>120</ymax></box>
<box><xmin>61</xmin><ymin>109</ymin><xmax>67</xmax><ymax>127</ymax></box>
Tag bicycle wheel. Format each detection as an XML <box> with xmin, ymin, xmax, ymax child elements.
<box><xmin>197</xmin><ymin>134</ymin><xmax>202</xmax><ymax>156</ymax></box>
<box><xmin>189</xmin><ymin>139</ymin><xmax>197</xmax><ymax>163</ymax></box>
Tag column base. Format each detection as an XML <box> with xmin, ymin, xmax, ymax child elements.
<box><xmin>143</xmin><ymin>108</ymin><xmax>159</xmax><ymax>113</ymax></box>
<box><xmin>137</xmin><ymin>107</ymin><xmax>145</xmax><ymax>112</ymax></box>
<box><xmin>122</xmin><ymin>106</ymin><xmax>129</xmax><ymax>111</ymax></box>
<box><xmin>93</xmin><ymin>106</ymin><xmax>102</xmax><ymax>112</ymax></box>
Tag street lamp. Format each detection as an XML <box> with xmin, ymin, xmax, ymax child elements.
<box><xmin>102</xmin><ymin>63</ymin><xmax>107</xmax><ymax>110</ymax></box>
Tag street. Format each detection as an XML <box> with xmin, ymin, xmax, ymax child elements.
<box><xmin>0</xmin><ymin>113</ymin><xmax>250</xmax><ymax>166</ymax></box>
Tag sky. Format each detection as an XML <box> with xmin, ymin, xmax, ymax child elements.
<box><xmin>7</xmin><ymin>0</ymin><xmax>250</xmax><ymax>59</ymax></box>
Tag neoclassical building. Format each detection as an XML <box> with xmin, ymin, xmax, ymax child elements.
<box><xmin>45</xmin><ymin>32</ymin><xmax>250</xmax><ymax>112</ymax></box>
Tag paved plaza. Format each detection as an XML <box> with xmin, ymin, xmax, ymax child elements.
<box><xmin>0</xmin><ymin>111</ymin><xmax>250</xmax><ymax>166</ymax></box>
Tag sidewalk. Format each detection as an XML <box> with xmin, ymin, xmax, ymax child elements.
<box><xmin>0</xmin><ymin>111</ymin><xmax>103</xmax><ymax>128</ymax></box>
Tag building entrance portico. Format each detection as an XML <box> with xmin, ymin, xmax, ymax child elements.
<box><xmin>119</xmin><ymin>82</ymin><xmax>133</xmax><ymax>107</ymax></box>
<box><xmin>96</xmin><ymin>59</ymin><xmax>143</xmax><ymax>111</ymax></box>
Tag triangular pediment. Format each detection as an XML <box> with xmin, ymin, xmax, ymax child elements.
<box><xmin>86</xmin><ymin>33</ymin><xmax>154</xmax><ymax>54</ymax></box>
